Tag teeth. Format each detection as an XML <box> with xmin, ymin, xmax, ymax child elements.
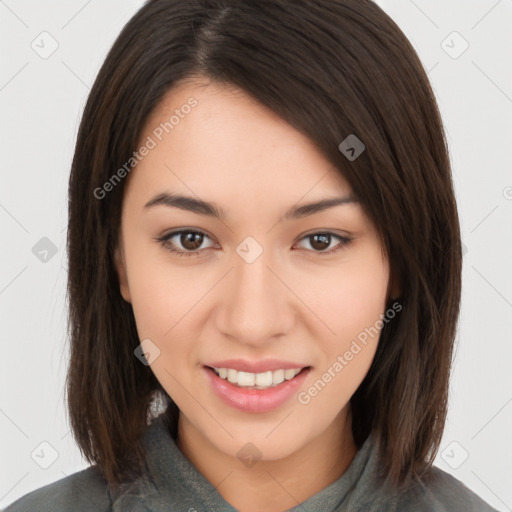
<box><xmin>227</xmin><ymin>368</ymin><xmax>237</xmax><ymax>384</ymax></box>
<box><xmin>237</xmin><ymin>371</ymin><xmax>255</xmax><ymax>387</ymax></box>
<box><xmin>284</xmin><ymin>369</ymin><xmax>298</xmax><ymax>380</ymax></box>
<box><xmin>212</xmin><ymin>367</ymin><xmax>303</xmax><ymax>389</ymax></box>
<box><xmin>255</xmin><ymin>371</ymin><xmax>273</xmax><ymax>387</ymax></box>
<box><xmin>272</xmin><ymin>369</ymin><xmax>285</xmax><ymax>385</ymax></box>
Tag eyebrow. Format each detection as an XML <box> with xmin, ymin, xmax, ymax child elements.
<box><xmin>144</xmin><ymin>192</ymin><xmax>359</xmax><ymax>221</ymax></box>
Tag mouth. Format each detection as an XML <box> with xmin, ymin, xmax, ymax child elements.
<box><xmin>202</xmin><ymin>364</ymin><xmax>312</xmax><ymax>413</ymax></box>
<box><xmin>207</xmin><ymin>366</ymin><xmax>310</xmax><ymax>390</ymax></box>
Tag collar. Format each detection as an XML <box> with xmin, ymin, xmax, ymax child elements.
<box><xmin>109</xmin><ymin>412</ymin><xmax>390</xmax><ymax>512</ymax></box>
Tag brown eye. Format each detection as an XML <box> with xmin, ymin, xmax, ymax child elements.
<box><xmin>156</xmin><ymin>229</ymin><xmax>353</xmax><ymax>258</ymax></box>
<box><xmin>296</xmin><ymin>232</ymin><xmax>354</xmax><ymax>255</ymax></box>
<box><xmin>180</xmin><ymin>232</ymin><xmax>204</xmax><ymax>251</ymax></box>
<box><xmin>156</xmin><ymin>229</ymin><xmax>216</xmax><ymax>257</ymax></box>
<box><xmin>309</xmin><ymin>234</ymin><xmax>331</xmax><ymax>251</ymax></box>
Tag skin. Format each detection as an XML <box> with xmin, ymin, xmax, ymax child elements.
<box><xmin>115</xmin><ymin>77</ymin><xmax>400</xmax><ymax>512</ymax></box>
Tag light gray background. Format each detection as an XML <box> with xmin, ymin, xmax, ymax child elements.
<box><xmin>1</xmin><ymin>0</ymin><xmax>511</xmax><ymax>510</ymax></box>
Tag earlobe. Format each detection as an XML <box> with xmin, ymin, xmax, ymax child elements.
<box><xmin>114</xmin><ymin>245</ymin><xmax>131</xmax><ymax>303</ymax></box>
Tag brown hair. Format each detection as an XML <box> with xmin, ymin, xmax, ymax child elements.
<box><xmin>65</xmin><ymin>0</ymin><xmax>462</xmax><ymax>491</ymax></box>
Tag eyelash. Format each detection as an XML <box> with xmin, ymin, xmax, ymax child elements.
<box><xmin>154</xmin><ymin>229</ymin><xmax>354</xmax><ymax>258</ymax></box>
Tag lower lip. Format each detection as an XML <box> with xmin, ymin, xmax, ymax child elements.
<box><xmin>203</xmin><ymin>366</ymin><xmax>311</xmax><ymax>413</ymax></box>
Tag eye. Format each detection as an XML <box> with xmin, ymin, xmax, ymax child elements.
<box><xmin>294</xmin><ymin>232</ymin><xmax>354</xmax><ymax>255</ymax></box>
<box><xmin>155</xmin><ymin>229</ymin><xmax>217</xmax><ymax>257</ymax></box>
<box><xmin>155</xmin><ymin>229</ymin><xmax>354</xmax><ymax>258</ymax></box>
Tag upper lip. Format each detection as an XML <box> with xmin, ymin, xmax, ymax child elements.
<box><xmin>204</xmin><ymin>359</ymin><xmax>309</xmax><ymax>373</ymax></box>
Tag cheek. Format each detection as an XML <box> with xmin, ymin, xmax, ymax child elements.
<box><xmin>293</xmin><ymin>250</ymin><xmax>388</xmax><ymax>406</ymax></box>
<box><xmin>296</xmin><ymin>250</ymin><xmax>389</xmax><ymax>345</ymax></box>
<box><xmin>297</xmin><ymin>270</ymin><xmax>385</xmax><ymax>414</ymax></box>
<box><xmin>124</xmin><ymin>245</ymin><xmax>218</xmax><ymax>394</ymax></box>
<box><xmin>125</xmin><ymin>254</ymin><xmax>202</xmax><ymax>397</ymax></box>
<box><xmin>300</xmin><ymin>341</ymin><xmax>377</xmax><ymax>421</ymax></box>
<box><xmin>125</xmin><ymin>245</ymin><xmax>205</xmax><ymax>337</ymax></box>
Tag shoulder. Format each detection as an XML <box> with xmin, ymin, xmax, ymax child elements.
<box><xmin>2</xmin><ymin>466</ymin><xmax>111</xmax><ymax>512</ymax></box>
<box><xmin>393</xmin><ymin>465</ymin><xmax>499</xmax><ymax>512</ymax></box>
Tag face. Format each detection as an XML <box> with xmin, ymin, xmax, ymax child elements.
<box><xmin>115</xmin><ymin>77</ymin><xmax>396</xmax><ymax>464</ymax></box>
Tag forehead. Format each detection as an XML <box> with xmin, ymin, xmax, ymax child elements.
<box><xmin>126</xmin><ymin>78</ymin><xmax>355</xmax><ymax>214</ymax></box>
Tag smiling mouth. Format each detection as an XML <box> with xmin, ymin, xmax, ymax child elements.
<box><xmin>207</xmin><ymin>366</ymin><xmax>310</xmax><ymax>390</ymax></box>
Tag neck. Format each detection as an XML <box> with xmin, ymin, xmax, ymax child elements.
<box><xmin>176</xmin><ymin>407</ymin><xmax>357</xmax><ymax>512</ymax></box>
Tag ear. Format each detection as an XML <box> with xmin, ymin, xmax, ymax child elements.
<box><xmin>114</xmin><ymin>243</ymin><xmax>131</xmax><ymax>303</ymax></box>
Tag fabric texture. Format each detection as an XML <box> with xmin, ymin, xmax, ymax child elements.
<box><xmin>2</xmin><ymin>411</ymin><xmax>499</xmax><ymax>511</ymax></box>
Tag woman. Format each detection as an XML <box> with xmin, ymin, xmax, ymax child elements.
<box><xmin>4</xmin><ymin>0</ymin><xmax>498</xmax><ymax>510</ymax></box>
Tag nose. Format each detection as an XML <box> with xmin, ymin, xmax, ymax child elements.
<box><xmin>215</xmin><ymin>245</ymin><xmax>296</xmax><ymax>347</ymax></box>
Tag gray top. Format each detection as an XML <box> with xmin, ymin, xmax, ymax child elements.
<box><xmin>3</xmin><ymin>412</ymin><xmax>498</xmax><ymax>511</ymax></box>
